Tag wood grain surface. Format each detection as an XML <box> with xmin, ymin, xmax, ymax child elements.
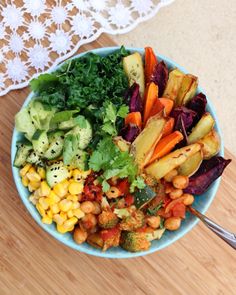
<box><xmin>0</xmin><ymin>34</ymin><xmax>235</xmax><ymax>295</ymax></box>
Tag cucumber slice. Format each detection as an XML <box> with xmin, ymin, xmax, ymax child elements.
<box><xmin>27</xmin><ymin>151</ymin><xmax>44</xmax><ymax>167</ymax></box>
<box><xmin>66</xmin><ymin>121</ymin><xmax>92</xmax><ymax>150</ymax></box>
<box><xmin>134</xmin><ymin>185</ymin><xmax>156</xmax><ymax>209</ymax></box>
<box><xmin>32</xmin><ymin>130</ymin><xmax>49</xmax><ymax>155</ymax></box>
<box><xmin>46</xmin><ymin>161</ymin><xmax>69</xmax><ymax>187</ymax></box>
<box><xmin>70</xmin><ymin>150</ymin><xmax>88</xmax><ymax>170</ymax></box>
<box><xmin>15</xmin><ymin>108</ymin><xmax>36</xmax><ymax>140</ymax></box>
<box><xmin>44</xmin><ymin>136</ymin><xmax>64</xmax><ymax>160</ymax></box>
<box><xmin>58</xmin><ymin>118</ymin><xmax>75</xmax><ymax>130</ymax></box>
<box><xmin>50</xmin><ymin>110</ymin><xmax>79</xmax><ymax>124</ymax></box>
<box><xmin>14</xmin><ymin>142</ymin><xmax>32</xmax><ymax>167</ymax></box>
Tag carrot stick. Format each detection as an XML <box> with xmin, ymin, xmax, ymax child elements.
<box><xmin>148</xmin><ymin>131</ymin><xmax>184</xmax><ymax>164</ymax></box>
<box><xmin>145</xmin><ymin>47</ymin><xmax>158</xmax><ymax>84</ymax></box>
<box><xmin>159</xmin><ymin>98</ymin><xmax>174</xmax><ymax>116</ymax></box>
<box><xmin>143</xmin><ymin>82</ymin><xmax>158</xmax><ymax>125</ymax></box>
<box><xmin>148</xmin><ymin>99</ymin><xmax>164</xmax><ymax>119</ymax></box>
<box><xmin>125</xmin><ymin>112</ymin><xmax>142</xmax><ymax>128</ymax></box>
<box><xmin>162</xmin><ymin>117</ymin><xmax>175</xmax><ymax>137</ymax></box>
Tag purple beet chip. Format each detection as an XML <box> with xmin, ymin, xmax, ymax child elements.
<box><xmin>151</xmin><ymin>61</ymin><xmax>168</xmax><ymax>97</ymax></box>
<box><xmin>120</xmin><ymin>124</ymin><xmax>140</xmax><ymax>143</ymax></box>
<box><xmin>125</xmin><ymin>83</ymin><xmax>143</xmax><ymax>113</ymax></box>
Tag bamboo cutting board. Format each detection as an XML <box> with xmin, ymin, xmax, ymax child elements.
<box><xmin>0</xmin><ymin>34</ymin><xmax>236</xmax><ymax>295</ymax></box>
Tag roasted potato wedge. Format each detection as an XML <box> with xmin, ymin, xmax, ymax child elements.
<box><xmin>113</xmin><ymin>136</ymin><xmax>131</xmax><ymax>152</ymax></box>
<box><xmin>188</xmin><ymin>112</ymin><xmax>215</xmax><ymax>144</ymax></box>
<box><xmin>123</xmin><ymin>52</ymin><xmax>145</xmax><ymax>97</ymax></box>
<box><xmin>176</xmin><ymin>74</ymin><xmax>198</xmax><ymax>106</ymax></box>
<box><xmin>145</xmin><ymin>143</ymin><xmax>201</xmax><ymax>180</ymax></box>
<box><xmin>178</xmin><ymin>150</ymin><xmax>203</xmax><ymax>176</ymax></box>
<box><xmin>198</xmin><ymin>129</ymin><xmax>220</xmax><ymax>159</ymax></box>
<box><xmin>131</xmin><ymin>114</ymin><xmax>166</xmax><ymax>169</ymax></box>
<box><xmin>163</xmin><ymin>69</ymin><xmax>184</xmax><ymax>102</ymax></box>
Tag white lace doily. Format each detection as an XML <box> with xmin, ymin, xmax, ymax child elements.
<box><xmin>0</xmin><ymin>0</ymin><xmax>174</xmax><ymax>96</ymax></box>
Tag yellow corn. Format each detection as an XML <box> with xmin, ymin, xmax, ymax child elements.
<box><xmin>47</xmin><ymin>210</ymin><xmax>53</xmax><ymax>219</ymax></box>
<box><xmin>53</xmin><ymin>214</ymin><xmax>65</xmax><ymax>225</ymax></box>
<box><xmin>29</xmin><ymin>195</ymin><xmax>37</xmax><ymax>205</ymax></box>
<box><xmin>61</xmin><ymin>179</ymin><xmax>69</xmax><ymax>189</ymax></box>
<box><xmin>42</xmin><ymin>216</ymin><xmax>52</xmax><ymax>224</ymax></box>
<box><xmin>68</xmin><ymin>169</ymin><xmax>73</xmax><ymax>178</ymax></box>
<box><xmin>48</xmin><ymin>190</ymin><xmax>60</xmax><ymax>203</ymax></box>
<box><xmin>37</xmin><ymin>167</ymin><xmax>46</xmax><ymax>179</ymax></box>
<box><xmin>36</xmin><ymin>203</ymin><xmax>46</xmax><ymax>217</ymax></box>
<box><xmin>67</xmin><ymin>210</ymin><xmax>74</xmax><ymax>218</ymax></box>
<box><xmin>72</xmin><ymin>169</ymin><xmax>83</xmax><ymax>182</ymax></box>
<box><xmin>72</xmin><ymin>202</ymin><xmax>80</xmax><ymax>209</ymax></box>
<box><xmin>57</xmin><ymin>224</ymin><xmax>74</xmax><ymax>234</ymax></box>
<box><xmin>53</xmin><ymin>182</ymin><xmax>68</xmax><ymax>198</ymax></box>
<box><xmin>26</xmin><ymin>170</ymin><xmax>41</xmax><ymax>182</ymax></box>
<box><xmin>39</xmin><ymin>197</ymin><xmax>49</xmax><ymax>210</ymax></box>
<box><xmin>40</xmin><ymin>181</ymin><xmax>51</xmax><ymax>197</ymax></box>
<box><xmin>68</xmin><ymin>182</ymin><xmax>83</xmax><ymax>195</ymax></box>
<box><xmin>73</xmin><ymin>208</ymin><xmax>85</xmax><ymax>219</ymax></box>
<box><xmin>59</xmin><ymin>199</ymin><xmax>72</xmax><ymax>212</ymax></box>
<box><xmin>28</xmin><ymin>181</ymin><xmax>41</xmax><ymax>192</ymax></box>
<box><xmin>34</xmin><ymin>189</ymin><xmax>41</xmax><ymax>198</ymax></box>
<box><xmin>50</xmin><ymin>203</ymin><xmax>60</xmax><ymax>214</ymax></box>
<box><xmin>20</xmin><ymin>163</ymin><xmax>32</xmax><ymax>177</ymax></box>
<box><xmin>81</xmin><ymin>170</ymin><xmax>91</xmax><ymax>179</ymax></box>
<box><xmin>22</xmin><ymin>176</ymin><xmax>29</xmax><ymax>187</ymax></box>
<box><xmin>63</xmin><ymin>217</ymin><xmax>78</xmax><ymax>229</ymax></box>
<box><xmin>44</xmin><ymin>197</ymin><xmax>55</xmax><ymax>206</ymax></box>
<box><xmin>67</xmin><ymin>194</ymin><xmax>79</xmax><ymax>202</ymax></box>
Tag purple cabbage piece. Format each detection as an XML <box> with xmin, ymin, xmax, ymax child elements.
<box><xmin>187</xmin><ymin>92</ymin><xmax>207</xmax><ymax>124</ymax></box>
<box><xmin>151</xmin><ymin>61</ymin><xmax>168</xmax><ymax>97</ymax></box>
<box><xmin>125</xmin><ymin>83</ymin><xmax>143</xmax><ymax>113</ymax></box>
<box><xmin>174</xmin><ymin>115</ymin><xmax>188</xmax><ymax>148</ymax></box>
<box><xmin>184</xmin><ymin>156</ymin><xmax>231</xmax><ymax>195</ymax></box>
<box><xmin>171</xmin><ymin>106</ymin><xmax>197</xmax><ymax>131</ymax></box>
<box><xmin>120</xmin><ymin>124</ymin><xmax>140</xmax><ymax>143</ymax></box>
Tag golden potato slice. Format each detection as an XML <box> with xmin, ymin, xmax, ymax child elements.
<box><xmin>145</xmin><ymin>143</ymin><xmax>201</xmax><ymax>180</ymax></box>
<box><xmin>188</xmin><ymin>112</ymin><xmax>215</xmax><ymax>144</ymax></box>
<box><xmin>113</xmin><ymin>136</ymin><xmax>131</xmax><ymax>152</ymax></box>
<box><xmin>123</xmin><ymin>52</ymin><xmax>145</xmax><ymax>97</ymax></box>
<box><xmin>131</xmin><ymin>114</ymin><xmax>166</xmax><ymax>169</ymax></box>
<box><xmin>198</xmin><ymin>129</ymin><xmax>220</xmax><ymax>159</ymax></box>
<box><xmin>178</xmin><ymin>150</ymin><xmax>203</xmax><ymax>176</ymax></box>
<box><xmin>163</xmin><ymin>69</ymin><xmax>184</xmax><ymax>102</ymax></box>
<box><xmin>176</xmin><ymin>74</ymin><xmax>198</xmax><ymax>106</ymax></box>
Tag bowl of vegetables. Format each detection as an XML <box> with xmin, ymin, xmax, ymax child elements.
<box><xmin>11</xmin><ymin>46</ymin><xmax>231</xmax><ymax>258</ymax></box>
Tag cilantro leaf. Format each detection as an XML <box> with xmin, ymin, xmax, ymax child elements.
<box><xmin>117</xmin><ymin>105</ymin><xmax>129</xmax><ymax>118</ymax></box>
<box><xmin>130</xmin><ymin>176</ymin><xmax>146</xmax><ymax>193</ymax></box>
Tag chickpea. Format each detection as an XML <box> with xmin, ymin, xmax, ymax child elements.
<box><xmin>164</xmin><ymin>217</ymin><xmax>181</xmax><ymax>231</ymax></box>
<box><xmin>77</xmin><ymin>194</ymin><xmax>83</xmax><ymax>202</ymax></box>
<box><xmin>106</xmin><ymin>186</ymin><xmax>121</xmax><ymax>199</ymax></box>
<box><xmin>92</xmin><ymin>201</ymin><xmax>101</xmax><ymax>215</ymax></box>
<box><xmin>169</xmin><ymin>188</ymin><xmax>183</xmax><ymax>200</ymax></box>
<box><xmin>80</xmin><ymin>201</ymin><xmax>95</xmax><ymax>214</ymax></box>
<box><xmin>183</xmin><ymin>193</ymin><xmax>194</xmax><ymax>206</ymax></box>
<box><xmin>73</xmin><ymin>227</ymin><xmax>88</xmax><ymax>244</ymax></box>
<box><xmin>172</xmin><ymin>175</ymin><xmax>189</xmax><ymax>189</ymax></box>
<box><xmin>164</xmin><ymin>169</ymin><xmax>178</xmax><ymax>182</ymax></box>
<box><xmin>165</xmin><ymin>183</ymin><xmax>174</xmax><ymax>194</ymax></box>
<box><xmin>81</xmin><ymin>213</ymin><xmax>97</xmax><ymax>230</ymax></box>
<box><xmin>147</xmin><ymin>216</ymin><xmax>161</xmax><ymax>229</ymax></box>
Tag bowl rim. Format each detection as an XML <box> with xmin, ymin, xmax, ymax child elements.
<box><xmin>11</xmin><ymin>46</ymin><xmax>224</xmax><ymax>258</ymax></box>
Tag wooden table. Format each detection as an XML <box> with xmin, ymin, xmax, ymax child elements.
<box><xmin>0</xmin><ymin>35</ymin><xmax>235</xmax><ymax>295</ymax></box>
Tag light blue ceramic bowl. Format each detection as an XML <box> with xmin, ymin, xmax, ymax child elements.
<box><xmin>11</xmin><ymin>47</ymin><xmax>224</xmax><ymax>258</ymax></box>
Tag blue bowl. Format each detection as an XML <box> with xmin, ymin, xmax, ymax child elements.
<box><xmin>11</xmin><ymin>47</ymin><xmax>224</xmax><ymax>258</ymax></box>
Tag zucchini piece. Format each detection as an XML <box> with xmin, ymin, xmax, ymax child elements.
<box><xmin>46</xmin><ymin>161</ymin><xmax>69</xmax><ymax>187</ymax></box>
<box><xmin>70</xmin><ymin>150</ymin><xmax>88</xmax><ymax>170</ymax></box>
<box><xmin>134</xmin><ymin>185</ymin><xmax>156</xmax><ymax>209</ymax></box>
<box><xmin>66</xmin><ymin>120</ymin><xmax>92</xmax><ymax>150</ymax></box>
<box><xmin>44</xmin><ymin>135</ymin><xmax>64</xmax><ymax>160</ymax></box>
<box><xmin>123</xmin><ymin>52</ymin><xmax>145</xmax><ymax>97</ymax></box>
<box><xmin>198</xmin><ymin>130</ymin><xmax>220</xmax><ymax>159</ymax></box>
<box><xmin>32</xmin><ymin>130</ymin><xmax>49</xmax><ymax>155</ymax></box>
<box><xmin>178</xmin><ymin>150</ymin><xmax>203</xmax><ymax>176</ymax></box>
<box><xmin>48</xmin><ymin>130</ymin><xmax>64</xmax><ymax>143</ymax></box>
<box><xmin>15</xmin><ymin>108</ymin><xmax>36</xmax><ymax>140</ymax></box>
<box><xmin>145</xmin><ymin>143</ymin><xmax>202</xmax><ymax>180</ymax></box>
<box><xmin>13</xmin><ymin>142</ymin><xmax>32</xmax><ymax>167</ymax></box>
<box><xmin>27</xmin><ymin>151</ymin><xmax>45</xmax><ymax>167</ymax></box>
<box><xmin>188</xmin><ymin>113</ymin><xmax>215</xmax><ymax>144</ymax></box>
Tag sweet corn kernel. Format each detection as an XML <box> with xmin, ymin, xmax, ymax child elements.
<box><xmin>40</xmin><ymin>181</ymin><xmax>51</xmax><ymax>197</ymax></box>
<box><xmin>53</xmin><ymin>214</ymin><xmax>64</xmax><ymax>225</ymax></box>
<box><xmin>63</xmin><ymin>217</ymin><xmax>78</xmax><ymax>229</ymax></box>
<box><xmin>29</xmin><ymin>195</ymin><xmax>37</xmax><ymax>205</ymax></box>
<box><xmin>22</xmin><ymin>176</ymin><xmax>29</xmax><ymax>187</ymax></box>
<box><xmin>26</xmin><ymin>171</ymin><xmax>41</xmax><ymax>182</ymax></box>
<box><xmin>67</xmin><ymin>210</ymin><xmax>74</xmax><ymax>218</ymax></box>
<box><xmin>47</xmin><ymin>210</ymin><xmax>53</xmax><ymax>219</ymax></box>
<box><xmin>37</xmin><ymin>167</ymin><xmax>46</xmax><ymax>179</ymax></box>
<box><xmin>59</xmin><ymin>211</ymin><xmax>67</xmax><ymax>221</ymax></box>
<box><xmin>61</xmin><ymin>179</ymin><xmax>69</xmax><ymax>189</ymax></box>
<box><xmin>20</xmin><ymin>164</ymin><xmax>32</xmax><ymax>177</ymax></box>
<box><xmin>59</xmin><ymin>199</ymin><xmax>72</xmax><ymax>212</ymax></box>
<box><xmin>72</xmin><ymin>202</ymin><xmax>80</xmax><ymax>209</ymax></box>
<box><xmin>50</xmin><ymin>203</ymin><xmax>60</xmax><ymax>214</ymax></box>
<box><xmin>72</xmin><ymin>169</ymin><xmax>83</xmax><ymax>182</ymax></box>
<box><xmin>67</xmin><ymin>194</ymin><xmax>79</xmax><ymax>202</ymax></box>
<box><xmin>68</xmin><ymin>182</ymin><xmax>83</xmax><ymax>195</ymax></box>
<box><xmin>44</xmin><ymin>197</ymin><xmax>55</xmax><ymax>206</ymax></box>
<box><xmin>57</xmin><ymin>224</ymin><xmax>74</xmax><ymax>234</ymax></box>
<box><xmin>53</xmin><ymin>183</ymin><xmax>68</xmax><ymax>198</ymax></box>
<box><xmin>73</xmin><ymin>208</ymin><xmax>85</xmax><ymax>219</ymax></box>
<box><xmin>81</xmin><ymin>170</ymin><xmax>91</xmax><ymax>179</ymax></box>
<box><xmin>48</xmin><ymin>191</ymin><xmax>60</xmax><ymax>203</ymax></box>
<box><xmin>67</xmin><ymin>169</ymin><xmax>73</xmax><ymax>178</ymax></box>
<box><xmin>39</xmin><ymin>197</ymin><xmax>49</xmax><ymax>210</ymax></box>
<box><xmin>36</xmin><ymin>203</ymin><xmax>46</xmax><ymax>217</ymax></box>
<box><xmin>42</xmin><ymin>216</ymin><xmax>52</xmax><ymax>224</ymax></box>
<box><xmin>28</xmin><ymin>182</ymin><xmax>40</xmax><ymax>192</ymax></box>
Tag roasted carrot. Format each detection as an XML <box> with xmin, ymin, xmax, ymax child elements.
<box><xmin>145</xmin><ymin>47</ymin><xmax>158</xmax><ymax>84</ymax></box>
<box><xmin>125</xmin><ymin>112</ymin><xmax>142</xmax><ymax>128</ymax></box>
<box><xmin>148</xmin><ymin>131</ymin><xmax>184</xmax><ymax>164</ymax></box>
<box><xmin>162</xmin><ymin>117</ymin><xmax>175</xmax><ymax>137</ymax></box>
<box><xmin>148</xmin><ymin>99</ymin><xmax>164</xmax><ymax>119</ymax></box>
<box><xmin>159</xmin><ymin>98</ymin><xmax>174</xmax><ymax>116</ymax></box>
<box><xmin>143</xmin><ymin>82</ymin><xmax>158</xmax><ymax>125</ymax></box>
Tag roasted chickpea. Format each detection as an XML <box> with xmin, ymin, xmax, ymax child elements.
<box><xmin>73</xmin><ymin>227</ymin><xmax>88</xmax><ymax>244</ymax></box>
<box><xmin>81</xmin><ymin>213</ymin><xmax>97</xmax><ymax>230</ymax></box>
<box><xmin>182</xmin><ymin>193</ymin><xmax>194</xmax><ymax>206</ymax></box>
<box><xmin>106</xmin><ymin>186</ymin><xmax>121</xmax><ymax>199</ymax></box>
<box><xmin>164</xmin><ymin>169</ymin><xmax>178</xmax><ymax>182</ymax></box>
<box><xmin>92</xmin><ymin>201</ymin><xmax>101</xmax><ymax>215</ymax></box>
<box><xmin>147</xmin><ymin>216</ymin><xmax>161</xmax><ymax>229</ymax></box>
<box><xmin>80</xmin><ymin>201</ymin><xmax>95</xmax><ymax>214</ymax></box>
<box><xmin>165</xmin><ymin>183</ymin><xmax>174</xmax><ymax>194</ymax></box>
<box><xmin>172</xmin><ymin>175</ymin><xmax>189</xmax><ymax>189</ymax></box>
<box><xmin>164</xmin><ymin>217</ymin><xmax>181</xmax><ymax>231</ymax></box>
<box><xmin>169</xmin><ymin>188</ymin><xmax>183</xmax><ymax>200</ymax></box>
<box><xmin>77</xmin><ymin>193</ymin><xmax>83</xmax><ymax>202</ymax></box>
